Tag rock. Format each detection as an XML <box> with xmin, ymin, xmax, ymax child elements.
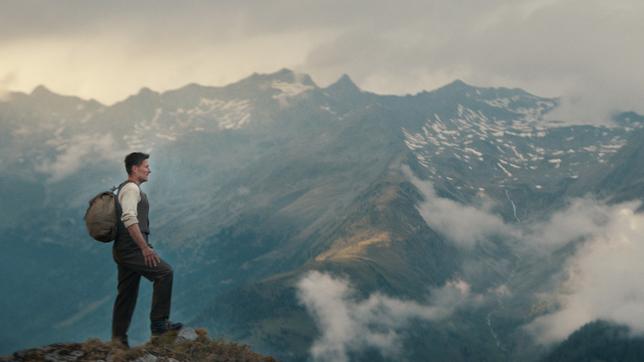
<box><xmin>43</xmin><ymin>346</ymin><xmax>85</xmax><ymax>361</ymax></box>
<box><xmin>2</xmin><ymin>329</ymin><xmax>276</xmax><ymax>361</ymax></box>
<box><xmin>132</xmin><ymin>353</ymin><xmax>158</xmax><ymax>362</ymax></box>
<box><xmin>176</xmin><ymin>327</ymin><xmax>198</xmax><ymax>342</ymax></box>
<box><xmin>69</xmin><ymin>351</ymin><xmax>84</xmax><ymax>358</ymax></box>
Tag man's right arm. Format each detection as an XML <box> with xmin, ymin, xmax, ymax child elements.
<box><xmin>119</xmin><ymin>183</ymin><xmax>159</xmax><ymax>267</ymax></box>
<box><xmin>126</xmin><ymin>224</ymin><xmax>160</xmax><ymax>267</ymax></box>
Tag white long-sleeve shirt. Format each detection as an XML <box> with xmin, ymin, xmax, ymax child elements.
<box><xmin>118</xmin><ymin>182</ymin><xmax>141</xmax><ymax>228</ymax></box>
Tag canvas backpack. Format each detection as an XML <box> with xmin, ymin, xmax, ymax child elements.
<box><xmin>84</xmin><ymin>186</ymin><xmax>119</xmax><ymax>242</ymax></box>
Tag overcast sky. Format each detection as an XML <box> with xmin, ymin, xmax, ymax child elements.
<box><xmin>1</xmin><ymin>0</ymin><xmax>642</xmax><ymax>123</ymax></box>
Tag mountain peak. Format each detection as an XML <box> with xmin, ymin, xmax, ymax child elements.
<box><xmin>337</xmin><ymin>74</ymin><xmax>358</xmax><ymax>87</ymax></box>
<box><xmin>27</xmin><ymin>85</ymin><xmax>103</xmax><ymax>107</ymax></box>
<box><xmin>325</xmin><ymin>73</ymin><xmax>361</xmax><ymax>94</ymax></box>
<box><xmin>441</xmin><ymin>79</ymin><xmax>472</xmax><ymax>90</ymax></box>
<box><xmin>422</xmin><ymin>79</ymin><xmax>480</xmax><ymax>98</ymax></box>
<box><xmin>274</xmin><ymin>67</ymin><xmax>295</xmax><ymax>77</ymax></box>
<box><xmin>137</xmin><ymin>87</ymin><xmax>159</xmax><ymax>96</ymax></box>
<box><xmin>114</xmin><ymin>86</ymin><xmax>160</xmax><ymax>106</ymax></box>
<box><xmin>431</xmin><ymin>79</ymin><xmax>541</xmax><ymax>100</ymax></box>
<box><xmin>31</xmin><ymin>85</ymin><xmax>55</xmax><ymax>97</ymax></box>
<box><xmin>242</xmin><ymin>68</ymin><xmax>317</xmax><ymax>87</ymax></box>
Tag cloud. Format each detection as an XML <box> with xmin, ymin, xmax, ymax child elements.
<box><xmin>0</xmin><ymin>71</ymin><xmax>16</xmax><ymax>101</ymax></box>
<box><xmin>300</xmin><ymin>0</ymin><xmax>644</xmax><ymax>125</ymax></box>
<box><xmin>1</xmin><ymin>1</ymin><xmax>642</xmax><ymax>121</ymax></box>
<box><xmin>36</xmin><ymin>133</ymin><xmax>116</xmax><ymax>181</ymax></box>
<box><xmin>525</xmin><ymin>200</ymin><xmax>644</xmax><ymax>344</ymax></box>
<box><xmin>403</xmin><ymin>165</ymin><xmax>515</xmax><ymax>248</ymax></box>
<box><xmin>403</xmin><ymin>165</ymin><xmax>634</xmax><ymax>253</ymax></box>
<box><xmin>402</xmin><ymin>165</ymin><xmax>644</xmax><ymax>344</ymax></box>
<box><xmin>0</xmin><ymin>1</ymin><xmax>333</xmax><ymax>104</ymax></box>
<box><xmin>525</xmin><ymin>198</ymin><xmax>613</xmax><ymax>249</ymax></box>
<box><xmin>0</xmin><ymin>31</ymin><xmax>325</xmax><ymax>105</ymax></box>
<box><xmin>297</xmin><ymin>271</ymin><xmax>480</xmax><ymax>362</ymax></box>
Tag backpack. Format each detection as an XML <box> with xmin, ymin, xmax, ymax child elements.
<box><xmin>84</xmin><ymin>186</ymin><xmax>119</xmax><ymax>242</ymax></box>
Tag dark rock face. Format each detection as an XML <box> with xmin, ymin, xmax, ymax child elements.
<box><xmin>543</xmin><ymin>320</ymin><xmax>644</xmax><ymax>362</ymax></box>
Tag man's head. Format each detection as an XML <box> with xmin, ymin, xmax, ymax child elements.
<box><xmin>124</xmin><ymin>152</ymin><xmax>151</xmax><ymax>183</ymax></box>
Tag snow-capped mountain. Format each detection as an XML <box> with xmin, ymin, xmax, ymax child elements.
<box><xmin>1</xmin><ymin>69</ymin><xmax>643</xmax><ymax>361</ymax></box>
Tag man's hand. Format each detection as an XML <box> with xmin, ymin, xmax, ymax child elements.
<box><xmin>126</xmin><ymin>224</ymin><xmax>160</xmax><ymax>267</ymax></box>
<box><xmin>142</xmin><ymin>246</ymin><xmax>160</xmax><ymax>267</ymax></box>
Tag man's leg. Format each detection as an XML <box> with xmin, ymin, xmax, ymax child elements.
<box><xmin>147</xmin><ymin>260</ymin><xmax>173</xmax><ymax>323</ymax></box>
<box><xmin>112</xmin><ymin>263</ymin><xmax>141</xmax><ymax>346</ymax></box>
<box><xmin>140</xmin><ymin>259</ymin><xmax>179</xmax><ymax>335</ymax></box>
<box><xmin>114</xmin><ymin>251</ymin><xmax>176</xmax><ymax>333</ymax></box>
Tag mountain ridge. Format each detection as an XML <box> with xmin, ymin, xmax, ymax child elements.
<box><xmin>1</xmin><ymin>69</ymin><xmax>643</xmax><ymax>361</ymax></box>
<box><xmin>9</xmin><ymin>69</ymin><xmax>543</xmax><ymax>107</ymax></box>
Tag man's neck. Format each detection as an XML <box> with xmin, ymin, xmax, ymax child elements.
<box><xmin>127</xmin><ymin>176</ymin><xmax>141</xmax><ymax>185</ymax></box>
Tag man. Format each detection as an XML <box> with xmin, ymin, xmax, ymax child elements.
<box><xmin>112</xmin><ymin>152</ymin><xmax>182</xmax><ymax>348</ymax></box>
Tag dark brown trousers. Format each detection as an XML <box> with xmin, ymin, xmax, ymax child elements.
<box><xmin>111</xmin><ymin>246</ymin><xmax>173</xmax><ymax>340</ymax></box>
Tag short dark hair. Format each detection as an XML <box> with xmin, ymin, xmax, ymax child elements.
<box><xmin>124</xmin><ymin>152</ymin><xmax>150</xmax><ymax>175</ymax></box>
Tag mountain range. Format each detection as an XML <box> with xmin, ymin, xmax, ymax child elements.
<box><xmin>1</xmin><ymin>68</ymin><xmax>643</xmax><ymax>361</ymax></box>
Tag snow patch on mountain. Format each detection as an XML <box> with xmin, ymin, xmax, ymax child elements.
<box><xmin>483</xmin><ymin>97</ymin><xmax>556</xmax><ymax>125</ymax></box>
<box><xmin>402</xmin><ymin>103</ymin><xmax>631</xmax><ymax>190</ymax></box>
<box><xmin>122</xmin><ymin>99</ymin><xmax>253</xmax><ymax>150</ymax></box>
<box><xmin>272</xmin><ymin>81</ymin><xmax>314</xmax><ymax>107</ymax></box>
<box><xmin>192</xmin><ymin>98</ymin><xmax>252</xmax><ymax>129</ymax></box>
<box><xmin>271</xmin><ymin>81</ymin><xmax>314</xmax><ymax>97</ymax></box>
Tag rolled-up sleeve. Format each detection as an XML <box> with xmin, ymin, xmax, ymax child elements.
<box><xmin>118</xmin><ymin>183</ymin><xmax>141</xmax><ymax>228</ymax></box>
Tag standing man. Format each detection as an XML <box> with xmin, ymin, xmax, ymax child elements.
<box><xmin>112</xmin><ymin>152</ymin><xmax>182</xmax><ymax>348</ymax></box>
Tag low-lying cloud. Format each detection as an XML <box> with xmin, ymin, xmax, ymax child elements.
<box><xmin>403</xmin><ymin>165</ymin><xmax>644</xmax><ymax>344</ymax></box>
<box><xmin>403</xmin><ymin>165</ymin><xmax>516</xmax><ymax>248</ymax></box>
<box><xmin>524</xmin><ymin>198</ymin><xmax>614</xmax><ymax>249</ymax></box>
<box><xmin>525</xmin><ymin>201</ymin><xmax>644</xmax><ymax>344</ymax></box>
<box><xmin>36</xmin><ymin>133</ymin><xmax>115</xmax><ymax>182</ymax></box>
<box><xmin>297</xmin><ymin>271</ymin><xmax>480</xmax><ymax>362</ymax></box>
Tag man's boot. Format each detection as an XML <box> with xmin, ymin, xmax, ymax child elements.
<box><xmin>151</xmin><ymin>320</ymin><xmax>183</xmax><ymax>336</ymax></box>
<box><xmin>111</xmin><ymin>335</ymin><xmax>130</xmax><ymax>349</ymax></box>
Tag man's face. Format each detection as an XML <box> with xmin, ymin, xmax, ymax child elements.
<box><xmin>132</xmin><ymin>159</ymin><xmax>151</xmax><ymax>183</ymax></box>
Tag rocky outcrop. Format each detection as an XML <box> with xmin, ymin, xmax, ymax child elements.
<box><xmin>1</xmin><ymin>328</ymin><xmax>276</xmax><ymax>362</ymax></box>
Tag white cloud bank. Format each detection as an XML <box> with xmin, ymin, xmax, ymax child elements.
<box><xmin>404</xmin><ymin>165</ymin><xmax>644</xmax><ymax>344</ymax></box>
<box><xmin>297</xmin><ymin>271</ymin><xmax>480</xmax><ymax>362</ymax></box>
<box><xmin>403</xmin><ymin>165</ymin><xmax>516</xmax><ymax>248</ymax></box>
<box><xmin>36</xmin><ymin>133</ymin><xmax>115</xmax><ymax>182</ymax></box>
<box><xmin>525</xmin><ymin>201</ymin><xmax>644</xmax><ymax>344</ymax></box>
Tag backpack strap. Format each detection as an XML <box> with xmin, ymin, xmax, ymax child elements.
<box><xmin>116</xmin><ymin>180</ymin><xmax>140</xmax><ymax>196</ymax></box>
<box><xmin>114</xmin><ymin>181</ymin><xmax>140</xmax><ymax>235</ymax></box>
<box><xmin>115</xmin><ymin>181</ymin><xmax>131</xmax><ymax>235</ymax></box>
